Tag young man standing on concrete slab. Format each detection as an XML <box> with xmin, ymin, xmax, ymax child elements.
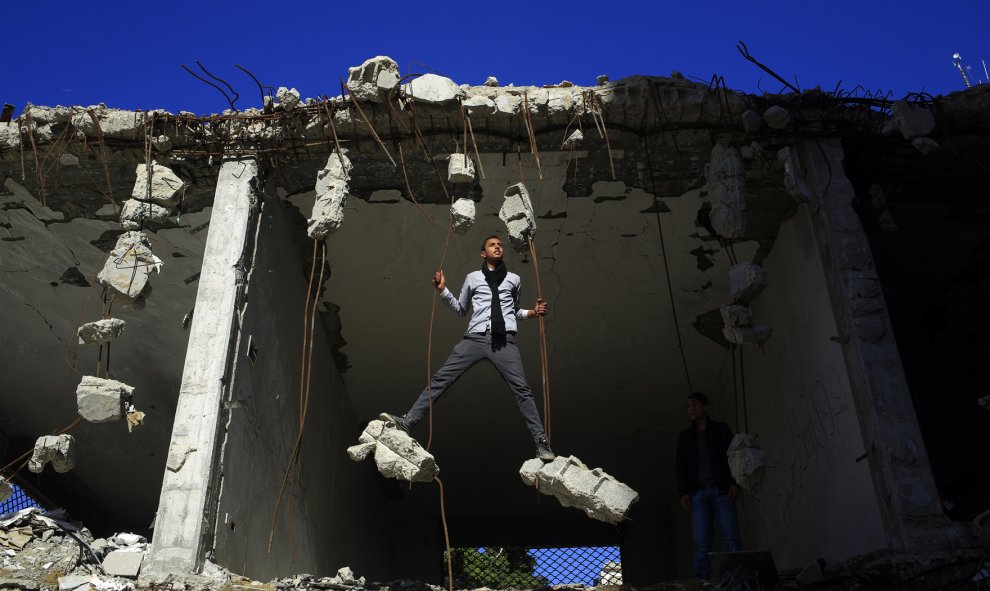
<box><xmin>380</xmin><ymin>235</ymin><xmax>555</xmax><ymax>461</ymax></box>
<box><xmin>675</xmin><ymin>392</ymin><xmax>743</xmax><ymax>581</ymax></box>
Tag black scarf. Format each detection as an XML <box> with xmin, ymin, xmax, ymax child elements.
<box><xmin>481</xmin><ymin>260</ymin><xmax>508</xmax><ymax>350</ymax></box>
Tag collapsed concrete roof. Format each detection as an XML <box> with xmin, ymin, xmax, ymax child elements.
<box><xmin>1</xmin><ymin>57</ymin><xmax>988</xmax><ymax>582</ymax></box>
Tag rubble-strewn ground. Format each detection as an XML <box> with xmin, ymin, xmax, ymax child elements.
<box><xmin>2</xmin><ymin>506</ymin><xmax>985</xmax><ymax>591</ymax></box>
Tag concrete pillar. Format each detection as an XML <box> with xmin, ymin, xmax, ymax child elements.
<box><xmin>144</xmin><ymin>157</ymin><xmax>261</xmax><ymax>576</ymax></box>
<box><xmin>796</xmin><ymin>139</ymin><xmax>959</xmax><ymax>549</ymax></box>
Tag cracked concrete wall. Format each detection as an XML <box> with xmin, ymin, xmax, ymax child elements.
<box><xmin>212</xmin><ymin>192</ymin><xmax>390</xmax><ymax>581</ymax></box>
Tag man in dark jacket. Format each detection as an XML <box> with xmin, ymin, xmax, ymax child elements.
<box><xmin>675</xmin><ymin>392</ymin><xmax>742</xmax><ymax>580</ymax></box>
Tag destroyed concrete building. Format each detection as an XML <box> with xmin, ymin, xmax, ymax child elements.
<box><xmin>1</xmin><ymin>56</ymin><xmax>988</xmax><ymax>585</ymax></box>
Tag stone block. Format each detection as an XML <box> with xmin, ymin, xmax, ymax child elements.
<box><xmin>740</xmin><ymin>110</ymin><xmax>764</xmax><ymax>133</ymax></box>
<box><xmin>131</xmin><ymin>163</ymin><xmax>183</xmax><ymax>207</ymax></box>
<box><xmin>119</xmin><ymin>199</ymin><xmax>170</xmax><ymax>230</ymax></box>
<box><xmin>347</xmin><ymin>420</ymin><xmax>439</xmax><ymax>483</ymax></box>
<box><xmin>494</xmin><ymin>93</ymin><xmax>521</xmax><ymax>115</ymax></box>
<box><xmin>912</xmin><ymin>137</ymin><xmax>940</xmax><ymax>154</ymax></box>
<box><xmin>308</xmin><ymin>150</ymin><xmax>352</xmax><ymax>240</ymax></box>
<box><xmin>404</xmin><ymin>74</ymin><xmax>465</xmax><ymax>104</ymax></box>
<box><xmin>76</xmin><ymin>376</ymin><xmax>133</xmax><ymax>423</ymax></box>
<box><xmin>777</xmin><ymin>146</ymin><xmax>812</xmax><ymax>202</ymax></box>
<box><xmin>96</xmin><ymin>231</ymin><xmax>161</xmax><ymax>305</ymax></box>
<box><xmin>59</xmin><ymin>154</ymin><xmax>80</xmax><ymax>167</ymax></box>
<box><xmin>597</xmin><ymin>75</ymin><xmax>609</xmax><ymax>85</ymax></box>
<box><xmin>763</xmin><ymin>105</ymin><xmax>791</xmax><ymax>129</ymax></box>
<box><xmin>499</xmin><ymin>183</ymin><xmax>537</xmax><ymax>253</ymax></box>
<box><xmin>28</xmin><ymin>435</ymin><xmax>75</xmax><ymax>474</ymax></box>
<box><xmin>891</xmin><ymin>100</ymin><xmax>936</xmax><ymax>140</ymax></box>
<box><xmin>462</xmin><ymin>94</ymin><xmax>496</xmax><ymax>114</ymax></box>
<box><xmin>101</xmin><ymin>550</ymin><xmax>144</xmax><ymax>578</ymax></box>
<box><xmin>727</xmin><ymin>433</ymin><xmax>766</xmax><ymax>492</ymax></box>
<box><xmin>77</xmin><ymin>318</ymin><xmax>126</xmax><ymax>346</ymax></box>
<box><xmin>729</xmin><ymin>263</ymin><xmax>767</xmax><ymax>302</ymax></box>
<box><xmin>450</xmin><ymin>198</ymin><xmax>476</xmax><ymax>235</ymax></box>
<box><xmin>276</xmin><ymin>87</ymin><xmax>300</xmax><ymax>111</ymax></box>
<box><xmin>520</xmin><ymin>455</ymin><xmax>638</xmax><ymax>524</ymax></box>
<box><xmin>57</xmin><ymin>575</ymin><xmax>92</xmax><ymax>591</ymax></box>
<box><xmin>447</xmin><ymin>154</ymin><xmax>476</xmax><ymax>183</ymax></box>
<box><xmin>706</xmin><ymin>144</ymin><xmax>746</xmax><ymax>239</ymax></box>
<box><xmin>484</xmin><ymin>76</ymin><xmax>499</xmax><ymax>87</ymax></box>
<box><xmin>347</xmin><ymin>56</ymin><xmax>400</xmax><ymax>103</ymax></box>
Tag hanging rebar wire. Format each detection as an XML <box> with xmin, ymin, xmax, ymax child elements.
<box><xmin>527</xmin><ymin>237</ymin><xmax>552</xmax><ymax>443</ymax></box>
<box><xmin>521</xmin><ymin>92</ymin><xmax>543</xmax><ymax>180</ymax></box>
<box><xmin>22</xmin><ymin>110</ymin><xmax>46</xmax><ymax>206</ymax></box>
<box><xmin>461</xmin><ymin>102</ymin><xmax>486</xmax><ymax>179</ymax></box>
<box><xmin>736</xmin><ymin>40</ymin><xmax>800</xmax><ymax>94</ymax></box>
<box><xmin>399</xmin><ymin>144</ymin><xmax>436</xmax><ymax>225</ymax></box>
<box><xmin>341</xmin><ymin>80</ymin><xmax>397</xmax><ymax>167</ymax></box>
<box><xmin>86</xmin><ymin>110</ymin><xmax>117</xmax><ymax>211</ymax></box>
<box><xmin>269</xmin><ymin>240</ymin><xmax>325</xmax><ymax>552</ymax></box>
<box><xmin>196</xmin><ymin>61</ymin><xmax>240</xmax><ymax>111</ymax></box>
<box><xmin>435</xmin><ymin>476</ymin><xmax>454</xmax><ymax>591</ymax></box>
<box><xmin>180</xmin><ymin>64</ymin><xmax>238</xmax><ymax>112</ymax></box>
<box><xmin>234</xmin><ymin>64</ymin><xmax>268</xmax><ymax>110</ymax></box>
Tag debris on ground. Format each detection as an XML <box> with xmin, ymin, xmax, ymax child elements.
<box><xmin>347</xmin><ymin>420</ymin><xmax>439</xmax><ymax>483</ymax></box>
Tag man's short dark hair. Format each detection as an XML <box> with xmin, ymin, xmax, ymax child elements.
<box><xmin>481</xmin><ymin>235</ymin><xmax>501</xmax><ymax>250</ymax></box>
<box><xmin>688</xmin><ymin>392</ymin><xmax>710</xmax><ymax>405</ymax></box>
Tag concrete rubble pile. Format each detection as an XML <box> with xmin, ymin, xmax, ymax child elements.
<box><xmin>28</xmin><ymin>435</ymin><xmax>75</xmax><ymax>474</ymax></box>
<box><xmin>308</xmin><ymin>150</ymin><xmax>353</xmax><ymax>239</ymax></box>
<box><xmin>720</xmin><ymin>304</ymin><xmax>772</xmax><ymax>346</ymax></box>
<box><xmin>0</xmin><ymin>507</ymin><xmax>148</xmax><ymax>589</ymax></box>
<box><xmin>519</xmin><ymin>455</ymin><xmax>638</xmax><ymax>524</ymax></box>
<box><xmin>76</xmin><ymin>319</ymin><xmax>126</xmax><ymax>346</ymax></box>
<box><xmin>498</xmin><ymin>183</ymin><xmax>537</xmax><ymax>253</ymax></box>
<box><xmin>347</xmin><ymin>420</ymin><xmax>439</xmax><ymax>483</ymax></box>
<box><xmin>727</xmin><ymin>433</ymin><xmax>767</xmax><ymax>492</ymax></box>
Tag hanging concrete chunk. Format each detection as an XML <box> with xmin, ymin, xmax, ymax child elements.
<box><xmin>720</xmin><ymin>305</ymin><xmax>773</xmax><ymax>346</ymax></box>
<box><xmin>912</xmin><ymin>137</ymin><xmax>940</xmax><ymax>154</ymax></box>
<box><xmin>706</xmin><ymin>144</ymin><xmax>746</xmax><ymax>239</ymax></box>
<box><xmin>347</xmin><ymin>420</ymin><xmax>439</xmax><ymax>483</ymax></box>
<box><xmin>562</xmin><ymin>129</ymin><xmax>583</xmax><ymax>149</ymax></box>
<box><xmin>499</xmin><ymin>183</ymin><xmax>537</xmax><ymax>253</ymax></box>
<box><xmin>763</xmin><ymin>105</ymin><xmax>791</xmax><ymax>129</ymax></box>
<box><xmin>729</xmin><ymin>262</ymin><xmax>768</xmax><ymax>302</ymax></box>
<box><xmin>890</xmin><ymin>100</ymin><xmax>936</xmax><ymax>140</ymax></box>
<box><xmin>777</xmin><ymin>147</ymin><xmax>812</xmax><ymax>202</ymax></box>
<box><xmin>96</xmin><ymin>231</ymin><xmax>162</xmax><ymax>305</ymax></box>
<box><xmin>347</xmin><ymin>56</ymin><xmax>401</xmax><ymax>103</ymax></box>
<box><xmin>119</xmin><ymin>199</ymin><xmax>170</xmax><ymax>230</ymax></box>
<box><xmin>450</xmin><ymin>198</ymin><xmax>476</xmax><ymax>235</ymax></box>
<box><xmin>308</xmin><ymin>150</ymin><xmax>353</xmax><ymax>239</ymax></box>
<box><xmin>447</xmin><ymin>154</ymin><xmax>476</xmax><ymax>183</ymax></box>
<box><xmin>727</xmin><ymin>433</ymin><xmax>766</xmax><ymax>492</ymax></box>
<box><xmin>28</xmin><ymin>435</ymin><xmax>75</xmax><ymax>474</ymax></box>
<box><xmin>519</xmin><ymin>455</ymin><xmax>638</xmax><ymax>524</ymax></box>
<box><xmin>404</xmin><ymin>73</ymin><xmax>465</xmax><ymax>104</ymax></box>
<box><xmin>77</xmin><ymin>318</ymin><xmax>126</xmax><ymax>346</ymax></box>
<box><xmin>76</xmin><ymin>376</ymin><xmax>133</xmax><ymax>423</ymax></box>
<box><xmin>0</xmin><ymin>478</ymin><xmax>11</xmax><ymax>503</ymax></box>
<box><xmin>131</xmin><ymin>163</ymin><xmax>183</xmax><ymax>207</ymax></box>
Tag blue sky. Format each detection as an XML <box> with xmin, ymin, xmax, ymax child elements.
<box><xmin>3</xmin><ymin>1</ymin><xmax>988</xmax><ymax>115</ymax></box>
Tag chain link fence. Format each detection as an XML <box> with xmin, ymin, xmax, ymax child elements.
<box><xmin>446</xmin><ymin>546</ymin><xmax>622</xmax><ymax>589</ymax></box>
<box><xmin>0</xmin><ymin>481</ymin><xmax>41</xmax><ymax>516</ymax></box>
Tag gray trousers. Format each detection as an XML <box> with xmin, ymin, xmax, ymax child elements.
<box><xmin>405</xmin><ymin>331</ymin><xmax>547</xmax><ymax>439</ymax></box>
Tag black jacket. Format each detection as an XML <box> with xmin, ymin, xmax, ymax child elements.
<box><xmin>675</xmin><ymin>419</ymin><xmax>737</xmax><ymax>496</ymax></box>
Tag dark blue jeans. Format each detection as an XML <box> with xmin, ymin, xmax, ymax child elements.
<box><xmin>691</xmin><ymin>486</ymin><xmax>742</xmax><ymax>579</ymax></box>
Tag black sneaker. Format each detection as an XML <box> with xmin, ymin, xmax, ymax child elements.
<box><xmin>379</xmin><ymin>412</ymin><xmax>411</xmax><ymax>434</ymax></box>
<box><xmin>534</xmin><ymin>437</ymin><xmax>555</xmax><ymax>462</ymax></box>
